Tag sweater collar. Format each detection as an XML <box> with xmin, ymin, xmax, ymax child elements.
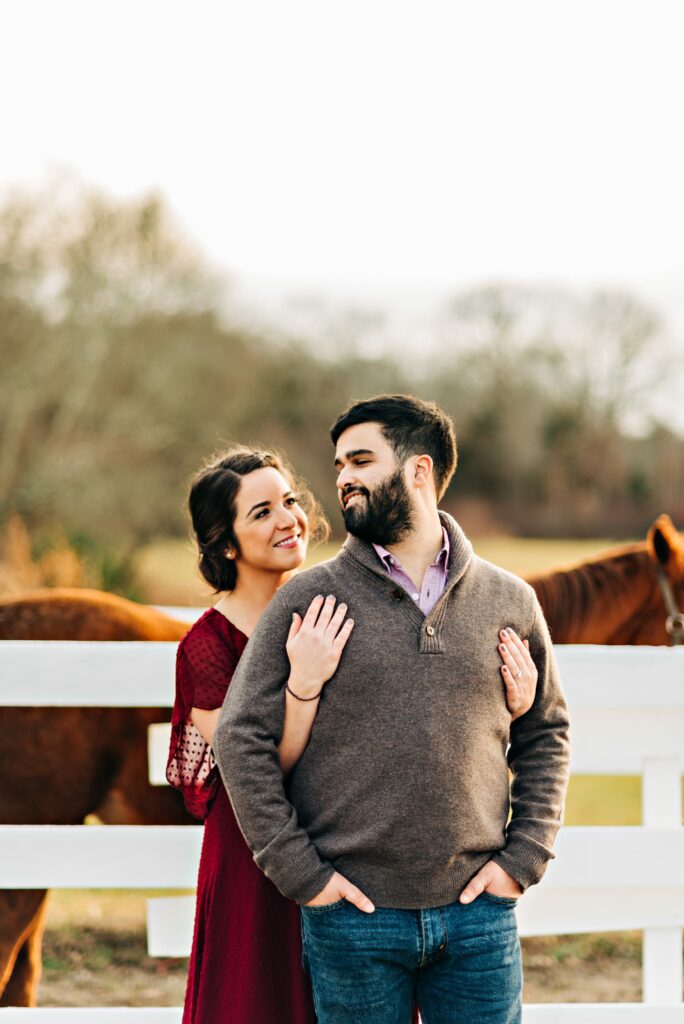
<box><xmin>341</xmin><ymin>511</ymin><xmax>473</xmax><ymax>591</ymax></box>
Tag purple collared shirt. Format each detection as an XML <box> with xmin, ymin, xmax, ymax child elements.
<box><xmin>372</xmin><ymin>527</ymin><xmax>451</xmax><ymax>615</ymax></box>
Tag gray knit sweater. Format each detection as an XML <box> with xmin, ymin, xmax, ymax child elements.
<box><xmin>214</xmin><ymin>513</ymin><xmax>570</xmax><ymax>908</ymax></box>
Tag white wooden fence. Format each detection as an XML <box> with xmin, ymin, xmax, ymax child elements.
<box><xmin>1</xmin><ymin>636</ymin><xmax>683</xmax><ymax>1022</ymax></box>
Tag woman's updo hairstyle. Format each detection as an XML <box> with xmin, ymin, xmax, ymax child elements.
<box><xmin>188</xmin><ymin>446</ymin><xmax>329</xmax><ymax>593</ymax></box>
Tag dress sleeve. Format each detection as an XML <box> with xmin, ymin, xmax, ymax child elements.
<box><xmin>179</xmin><ymin>624</ymin><xmax>239</xmax><ymax>710</ymax></box>
<box><xmin>166</xmin><ymin>621</ymin><xmax>240</xmax><ymax>819</ymax></box>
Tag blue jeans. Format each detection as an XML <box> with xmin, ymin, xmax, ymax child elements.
<box><xmin>300</xmin><ymin>893</ymin><xmax>522</xmax><ymax>1024</ymax></box>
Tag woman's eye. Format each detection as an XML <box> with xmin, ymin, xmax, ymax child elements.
<box><xmin>286</xmin><ymin>496</ymin><xmax>300</xmax><ymax>505</ymax></box>
<box><xmin>255</xmin><ymin>509</ymin><xmax>270</xmax><ymax>519</ymax></box>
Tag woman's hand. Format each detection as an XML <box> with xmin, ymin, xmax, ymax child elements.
<box><xmin>498</xmin><ymin>627</ymin><xmax>538</xmax><ymax>721</ymax></box>
<box><xmin>286</xmin><ymin>594</ymin><xmax>354</xmax><ymax>699</ymax></box>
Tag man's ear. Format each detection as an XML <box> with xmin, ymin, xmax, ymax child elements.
<box><xmin>412</xmin><ymin>454</ymin><xmax>434</xmax><ymax>488</ymax></box>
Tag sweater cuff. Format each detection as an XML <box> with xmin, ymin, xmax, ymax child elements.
<box><xmin>255</xmin><ymin>837</ymin><xmax>335</xmax><ymax>904</ymax></box>
<box><xmin>491</xmin><ymin>833</ymin><xmax>554</xmax><ymax>891</ymax></box>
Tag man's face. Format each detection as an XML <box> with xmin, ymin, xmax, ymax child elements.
<box><xmin>333</xmin><ymin>422</ymin><xmax>414</xmax><ymax>544</ymax></box>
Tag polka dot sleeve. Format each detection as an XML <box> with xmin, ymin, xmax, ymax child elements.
<box><xmin>166</xmin><ymin>611</ymin><xmax>243</xmax><ymax>819</ymax></box>
<box><xmin>180</xmin><ymin>624</ymin><xmax>238</xmax><ymax>711</ymax></box>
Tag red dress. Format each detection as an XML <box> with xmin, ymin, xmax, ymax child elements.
<box><xmin>166</xmin><ymin>608</ymin><xmax>317</xmax><ymax>1024</ymax></box>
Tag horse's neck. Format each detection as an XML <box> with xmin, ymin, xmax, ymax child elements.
<box><xmin>527</xmin><ymin>546</ymin><xmax>659</xmax><ymax>643</ymax></box>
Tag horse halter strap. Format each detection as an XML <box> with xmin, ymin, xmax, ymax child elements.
<box><xmin>654</xmin><ymin>562</ymin><xmax>684</xmax><ymax>646</ymax></box>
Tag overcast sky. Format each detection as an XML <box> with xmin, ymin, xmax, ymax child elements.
<box><xmin>3</xmin><ymin>0</ymin><xmax>684</xmax><ymax>416</ymax></box>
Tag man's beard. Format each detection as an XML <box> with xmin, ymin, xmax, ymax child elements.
<box><xmin>341</xmin><ymin>468</ymin><xmax>414</xmax><ymax>545</ymax></box>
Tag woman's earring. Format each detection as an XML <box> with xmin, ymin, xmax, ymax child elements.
<box><xmin>225</xmin><ymin>549</ymin><xmax>235</xmax><ymax>560</ymax></box>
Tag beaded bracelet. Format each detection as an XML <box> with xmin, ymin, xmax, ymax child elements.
<box><xmin>285</xmin><ymin>681</ymin><xmax>322</xmax><ymax>702</ymax></box>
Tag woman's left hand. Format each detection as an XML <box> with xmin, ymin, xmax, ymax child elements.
<box><xmin>498</xmin><ymin>628</ymin><xmax>538</xmax><ymax>721</ymax></box>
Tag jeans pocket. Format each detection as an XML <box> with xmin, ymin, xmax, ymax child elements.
<box><xmin>301</xmin><ymin>898</ymin><xmax>347</xmax><ymax>914</ymax></box>
<box><xmin>480</xmin><ymin>891</ymin><xmax>519</xmax><ymax>906</ymax></box>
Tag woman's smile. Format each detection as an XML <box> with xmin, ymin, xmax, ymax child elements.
<box><xmin>273</xmin><ymin>533</ymin><xmax>302</xmax><ymax>549</ymax></box>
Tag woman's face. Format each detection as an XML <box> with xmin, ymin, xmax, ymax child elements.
<box><xmin>230</xmin><ymin>466</ymin><xmax>308</xmax><ymax>574</ymax></box>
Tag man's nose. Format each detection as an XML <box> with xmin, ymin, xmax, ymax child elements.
<box><xmin>336</xmin><ymin>464</ymin><xmax>356</xmax><ymax>489</ymax></box>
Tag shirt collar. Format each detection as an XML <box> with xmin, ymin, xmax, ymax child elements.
<box><xmin>342</xmin><ymin>512</ymin><xmax>473</xmax><ymax>591</ymax></box>
<box><xmin>372</xmin><ymin>526</ymin><xmax>451</xmax><ymax>573</ymax></box>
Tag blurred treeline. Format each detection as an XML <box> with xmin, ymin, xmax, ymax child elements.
<box><xmin>1</xmin><ymin>178</ymin><xmax>683</xmax><ymax>570</ymax></box>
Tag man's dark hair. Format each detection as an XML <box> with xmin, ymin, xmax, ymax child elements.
<box><xmin>330</xmin><ymin>394</ymin><xmax>457</xmax><ymax>501</ymax></box>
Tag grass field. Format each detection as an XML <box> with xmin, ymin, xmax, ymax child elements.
<box><xmin>37</xmin><ymin>531</ymin><xmax>673</xmax><ymax>1008</ymax></box>
<box><xmin>133</xmin><ymin>534</ymin><xmax>623</xmax><ymax>606</ymax></box>
<box><xmin>40</xmin><ymin>888</ymin><xmax>646</xmax><ymax>1007</ymax></box>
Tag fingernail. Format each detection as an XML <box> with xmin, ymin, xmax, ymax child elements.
<box><xmin>499</xmin><ymin>644</ymin><xmax>506</xmax><ymax>652</ymax></box>
<box><xmin>327</xmin><ymin>594</ymin><xmax>335</xmax><ymax>600</ymax></box>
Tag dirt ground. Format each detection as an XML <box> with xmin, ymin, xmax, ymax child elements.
<box><xmin>36</xmin><ymin>891</ymin><xmax>649</xmax><ymax>1007</ymax></box>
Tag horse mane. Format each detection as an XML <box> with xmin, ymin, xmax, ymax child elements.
<box><xmin>526</xmin><ymin>541</ymin><xmax>657</xmax><ymax>642</ymax></box>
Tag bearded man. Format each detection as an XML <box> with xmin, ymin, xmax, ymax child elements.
<box><xmin>215</xmin><ymin>394</ymin><xmax>570</xmax><ymax>1024</ymax></box>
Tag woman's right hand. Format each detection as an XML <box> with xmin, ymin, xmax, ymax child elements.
<box><xmin>285</xmin><ymin>595</ymin><xmax>354</xmax><ymax>698</ymax></box>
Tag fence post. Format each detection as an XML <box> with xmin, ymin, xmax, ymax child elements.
<box><xmin>642</xmin><ymin>756</ymin><xmax>683</xmax><ymax>1004</ymax></box>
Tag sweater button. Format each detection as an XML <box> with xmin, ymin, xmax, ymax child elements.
<box><xmin>426</xmin><ymin>625</ymin><xmax>435</xmax><ymax>636</ymax></box>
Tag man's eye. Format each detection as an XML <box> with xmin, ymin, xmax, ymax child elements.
<box><xmin>355</xmin><ymin>460</ymin><xmax>370</xmax><ymax>466</ymax></box>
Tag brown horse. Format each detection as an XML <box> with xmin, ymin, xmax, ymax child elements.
<box><xmin>0</xmin><ymin>516</ymin><xmax>682</xmax><ymax>1005</ymax></box>
<box><xmin>0</xmin><ymin>589</ymin><xmax>193</xmax><ymax>1007</ymax></box>
<box><xmin>527</xmin><ymin>514</ymin><xmax>684</xmax><ymax>645</ymax></box>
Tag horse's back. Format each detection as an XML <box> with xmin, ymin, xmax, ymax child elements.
<box><xmin>0</xmin><ymin>588</ymin><xmax>190</xmax><ymax>641</ymax></box>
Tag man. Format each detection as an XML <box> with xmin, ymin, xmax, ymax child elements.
<box><xmin>215</xmin><ymin>394</ymin><xmax>570</xmax><ymax>1024</ymax></box>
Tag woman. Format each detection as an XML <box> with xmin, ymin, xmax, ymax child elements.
<box><xmin>167</xmin><ymin>446</ymin><xmax>343</xmax><ymax>1023</ymax></box>
<box><xmin>167</xmin><ymin>445</ymin><xmax>538</xmax><ymax>1024</ymax></box>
